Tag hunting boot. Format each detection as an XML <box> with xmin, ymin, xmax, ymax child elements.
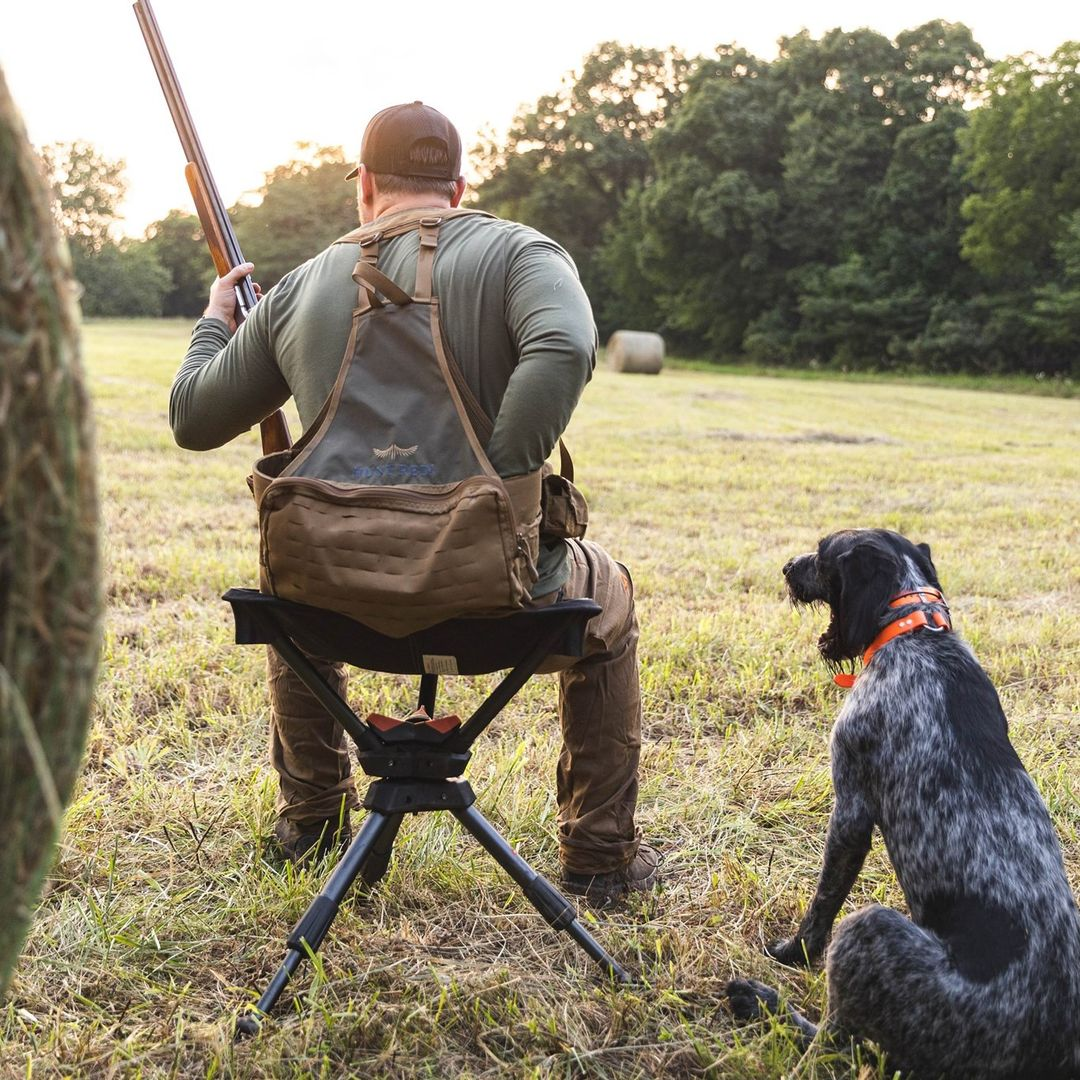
<box><xmin>561</xmin><ymin>843</ymin><xmax>660</xmax><ymax>906</ymax></box>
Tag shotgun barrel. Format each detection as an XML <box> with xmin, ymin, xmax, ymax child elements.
<box><xmin>133</xmin><ymin>0</ymin><xmax>292</xmax><ymax>453</ymax></box>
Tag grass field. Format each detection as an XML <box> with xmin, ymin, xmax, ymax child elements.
<box><xmin>3</xmin><ymin>319</ymin><xmax>1078</xmax><ymax>1078</ymax></box>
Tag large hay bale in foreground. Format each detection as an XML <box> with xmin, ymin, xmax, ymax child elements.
<box><xmin>606</xmin><ymin>330</ymin><xmax>664</xmax><ymax>374</ymax></box>
<box><xmin>0</xmin><ymin>67</ymin><xmax>100</xmax><ymax>995</ymax></box>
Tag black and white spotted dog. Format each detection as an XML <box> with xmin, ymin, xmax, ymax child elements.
<box><xmin>727</xmin><ymin>529</ymin><xmax>1080</xmax><ymax>1079</ymax></box>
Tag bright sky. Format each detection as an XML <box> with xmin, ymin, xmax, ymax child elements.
<box><xmin>2</xmin><ymin>1</ymin><xmax>1074</xmax><ymax>236</ymax></box>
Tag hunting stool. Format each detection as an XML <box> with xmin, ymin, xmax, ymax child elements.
<box><xmin>223</xmin><ymin>588</ymin><xmax>629</xmax><ymax>1036</ymax></box>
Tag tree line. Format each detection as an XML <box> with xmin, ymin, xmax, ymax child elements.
<box><xmin>46</xmin><ymin>21</ymin><xmax>1080</xmax><ymax>375</ymax></box>
<box><xmin>40</xmin><ymin>140</ymin><xmax>357</xmax><ymax>320</ymax></box>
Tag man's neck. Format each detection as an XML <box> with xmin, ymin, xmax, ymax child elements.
<box><xmin>366</xmin><ymin>194</ymin><xmax>453</xmax><ymax>224</ymax></box>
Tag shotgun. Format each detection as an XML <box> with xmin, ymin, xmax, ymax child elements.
<box><xmin>133</xmin><ymin>0</ymin><xmax>292</xmax><ymax>455</ymax></box>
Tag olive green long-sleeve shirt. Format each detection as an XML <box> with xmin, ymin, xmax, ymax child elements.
<box><xmin>170</xmin><ymin>207</ymin><xmax>597</xmax><ymax>595</ymax></box>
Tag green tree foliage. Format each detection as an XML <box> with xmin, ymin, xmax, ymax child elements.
<box><xmin>470</xmin><ymin>24</ymin><xmax>1076</xmax><ymax>373</ymax></box>
<box><xmin>622</xmin><ymin>46</ymin><xmax>787</xmax><ymax>353</ymax></box>
<box><xmin>952</xmin><ymin>44</ymin><xmax>1080</xmax><ymax>371</ymax></box>
<box><xmin>41</xmin><ymin>142</ymin><xmax>172</xmax><ymax>317</ymax></box>
<box><xmin>788</xmin><ymin>100</ymin><xmax>976</xmax><ymax>369</ymax></box>
<box><xmin>892</xmin><ymin>19</ymin><xmax>987</xmax><ymax>114</ymax></box>
<box><xmin>769</xmin><ymin>23</ymin><xmax>985</xmax><ymax>367</ymax></box>
<box><xmin>39</xmin><ymin>140</ymin><xmax>126</xmax><ymax>254</ymax></box>
<box><xmin>230</xmin><ymin>144</ymin><xmax>359</xmax><ymax>288</ymax></box>
<box><xmin>31</xmin><ymin>29</ymin><xmax>1080</xmax><ymax>375</ymax></box>
<box><xmin>597</xmin><ymin>22</ymin><xmax>985</xmax><ymax>365</ymax></box>
<box><xmin>40</xmin><ymin>143</ymin><xmax>361</xmax><ymax>318</ymax></box>
<box><xmin>71</xmin><ymin>241</ymin><xmax>171</xmax><ymax>317</ymax></box>
<box><xmin>143</xmin><ymin>210</ymin><xmax>212</xmax><ymax>317</ymax></box>
<box><xmin>1029</xmin><ymin>210</ymin><xmax>1080</xmax><ymax>346</ymax></box>
<box><xmin>776</xmin><ymin>28</ymin><xmax>907</xmax><ymax>268</ymax></box>
<box><xmin>472</xmin><ymin>43</ymin><xmax>693</xmax><ymax>332</ymax></box>
<box><xmin>960</xmin><ymin>44</ymin><xmax>1080</xmax><ymax>285</ymax></box>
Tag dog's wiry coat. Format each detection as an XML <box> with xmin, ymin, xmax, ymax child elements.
<box><xmin>730</xmin><ymin>529</ymin><xmax>1080</xmax><ymax>1080</ymax></box>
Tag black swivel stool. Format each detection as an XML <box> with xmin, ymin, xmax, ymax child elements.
<box><xmin>222</xmin><ymin>588</ymin><xmax>630</xmax><ymax>1036</ymax></box>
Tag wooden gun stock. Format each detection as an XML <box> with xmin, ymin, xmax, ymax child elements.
<box><xmin>184</xmin><ymin>163</ymin><xmax>231</xmax><ymax>278</ymax></box>
<box><xmin>135</xmin><ymin>0</ymin><xmax>292</xmax><ymax>455</ymax></box>
<box><xmin>257</xmin><ymin>404</ymin><xmax>292</xmax><ymax>455</ymax></box>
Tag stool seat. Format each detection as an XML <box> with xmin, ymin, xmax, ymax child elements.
<box><xmin>223</xmin><ymin>588</ymin><xmax>600</xmax><ymax>675</ymax></box>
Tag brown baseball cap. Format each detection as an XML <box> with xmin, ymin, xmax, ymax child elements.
<box><xmin>345</xmin><ymin>101</ymin><xmax>462</xmax><ymax>181</ymax></box>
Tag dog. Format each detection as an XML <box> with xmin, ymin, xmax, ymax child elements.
<box><xmin>727</xmin><ymin>529</ymin><xmax>1080</xmax><ymax>1079</ymax></box>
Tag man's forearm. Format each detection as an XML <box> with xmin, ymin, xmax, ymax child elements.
<box><xmin>170</xmin><ymin>318</ymin><xmax>232</xmax><ymax>450</ymax></box>
<box><xmin>170</xmin><ymin>316</ymin><xmax>289</xmax><ymax>451</ymax></box>
<box><xmin>169</xmin><ymin>255</ymin><xmax>292</xmax><ymax>457</ymax></box>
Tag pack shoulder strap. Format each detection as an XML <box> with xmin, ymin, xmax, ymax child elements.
<box><xmin>352</xmin><ymin>261</ymin><xmax>412</xmax><ymax>308</ymax></box>
<box><xmin>338</xmin><ymin>207</ymin><xmax>496</xmax><ymax>309</ymax></box>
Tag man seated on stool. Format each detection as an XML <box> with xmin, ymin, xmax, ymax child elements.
<box><xmin>169</xmin><ymin>101</ymin><xmax>656</xmax><ymax>904</ymax></box>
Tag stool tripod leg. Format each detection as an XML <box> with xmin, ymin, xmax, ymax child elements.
<box><xmin>235</xmin><ymin>808</ymin><xmax>396</xmax><ymax>1037</ymax></box>
<box><xmin>359</xmin><ymin>812</ymin><xmax>403</xmax><ymax>890</ymax></box>
<box><xmin>451</xmin><ymin>804</ymin><xmax>630</xmax><ymax>984</ymax></box>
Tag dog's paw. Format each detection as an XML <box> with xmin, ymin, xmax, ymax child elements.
<box><xmin>726</xmin><ymin>978</ymin><xmax>781</xmax><ymax>1022</ymax></box>
<box><xmin>765</xmin><ymin>936</ymin><xmax>814</xmax><ymax>968</ymax></box>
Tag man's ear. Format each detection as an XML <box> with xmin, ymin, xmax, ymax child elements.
<box><xmin>450</xmin><ymin>175</ymin><xmax>466</xmax><ymax>208</ymax></box>
<box><xmin>359</xmin><ymin>164</ymin><xmax>377</xmax><ymax>205</ymax></box>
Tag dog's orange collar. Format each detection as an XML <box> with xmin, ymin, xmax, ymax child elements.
<box><xmin>834</xmin><ymin>587</ymin><xmax>951</xmax><ymax>688</ymax></box>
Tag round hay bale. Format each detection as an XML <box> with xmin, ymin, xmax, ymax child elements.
<box><xmin>0</xmin><ymin>66</ymin><xmax>100</xmax><ymax>994</ymax></box>
<box><xmin>606</xmin><ymin>330</ymin><xmax>664</xmax><ymax>374</ymax></box>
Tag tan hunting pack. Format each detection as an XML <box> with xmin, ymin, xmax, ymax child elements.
<box><xmin>251</xmin><ymin>209</ymin><xmax>553</xmax><ymax>637</ymax></box>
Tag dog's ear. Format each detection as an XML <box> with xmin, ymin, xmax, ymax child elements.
<box><xmin>916</xmin><ymin>542</ymin><xmax>941</xmax><ymax>587</ymax></box>
<box><xmin>833</xmin><ymin>542</ymin><xmax>898</xmax><ymax>659</ymax></box>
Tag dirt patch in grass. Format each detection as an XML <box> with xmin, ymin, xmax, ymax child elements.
<box><xmin>708</xmin><ymin>427</ymin><xmax>896</xmax><ymax>445</ymax></box>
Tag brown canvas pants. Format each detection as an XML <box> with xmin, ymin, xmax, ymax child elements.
<box><xmin>266</xmin><ymin>538</ymin><xmax>642</xmax><ymax>874</ymax></box>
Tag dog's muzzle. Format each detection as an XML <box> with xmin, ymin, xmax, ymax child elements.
<box><xmin>783</xmin><ymin>553</ymin><xmax>827</xmax><ymax>604</ymax></box>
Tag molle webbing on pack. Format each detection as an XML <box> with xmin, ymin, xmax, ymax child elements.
<box><xmin>252</xmin><ymin>212</ymin><xmax>541</xmax><ymax>637</ymax></box>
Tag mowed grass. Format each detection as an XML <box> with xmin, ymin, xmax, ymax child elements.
<box><xmin>3</xmin><ymin>318</ymin><xmax>1078</xmax><ymax>1079</ymax></box>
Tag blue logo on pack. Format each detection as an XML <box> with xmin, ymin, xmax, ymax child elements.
<box><xmin>352</xmin><ymin>462</ymin><xmax>437</xmax><ymax>482</ymax></box>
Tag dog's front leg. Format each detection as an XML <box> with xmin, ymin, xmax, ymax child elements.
<box><xmin>768</xmin><ymin>743</ymin><xmax>875</xmax><ymax>967</ymax></box>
